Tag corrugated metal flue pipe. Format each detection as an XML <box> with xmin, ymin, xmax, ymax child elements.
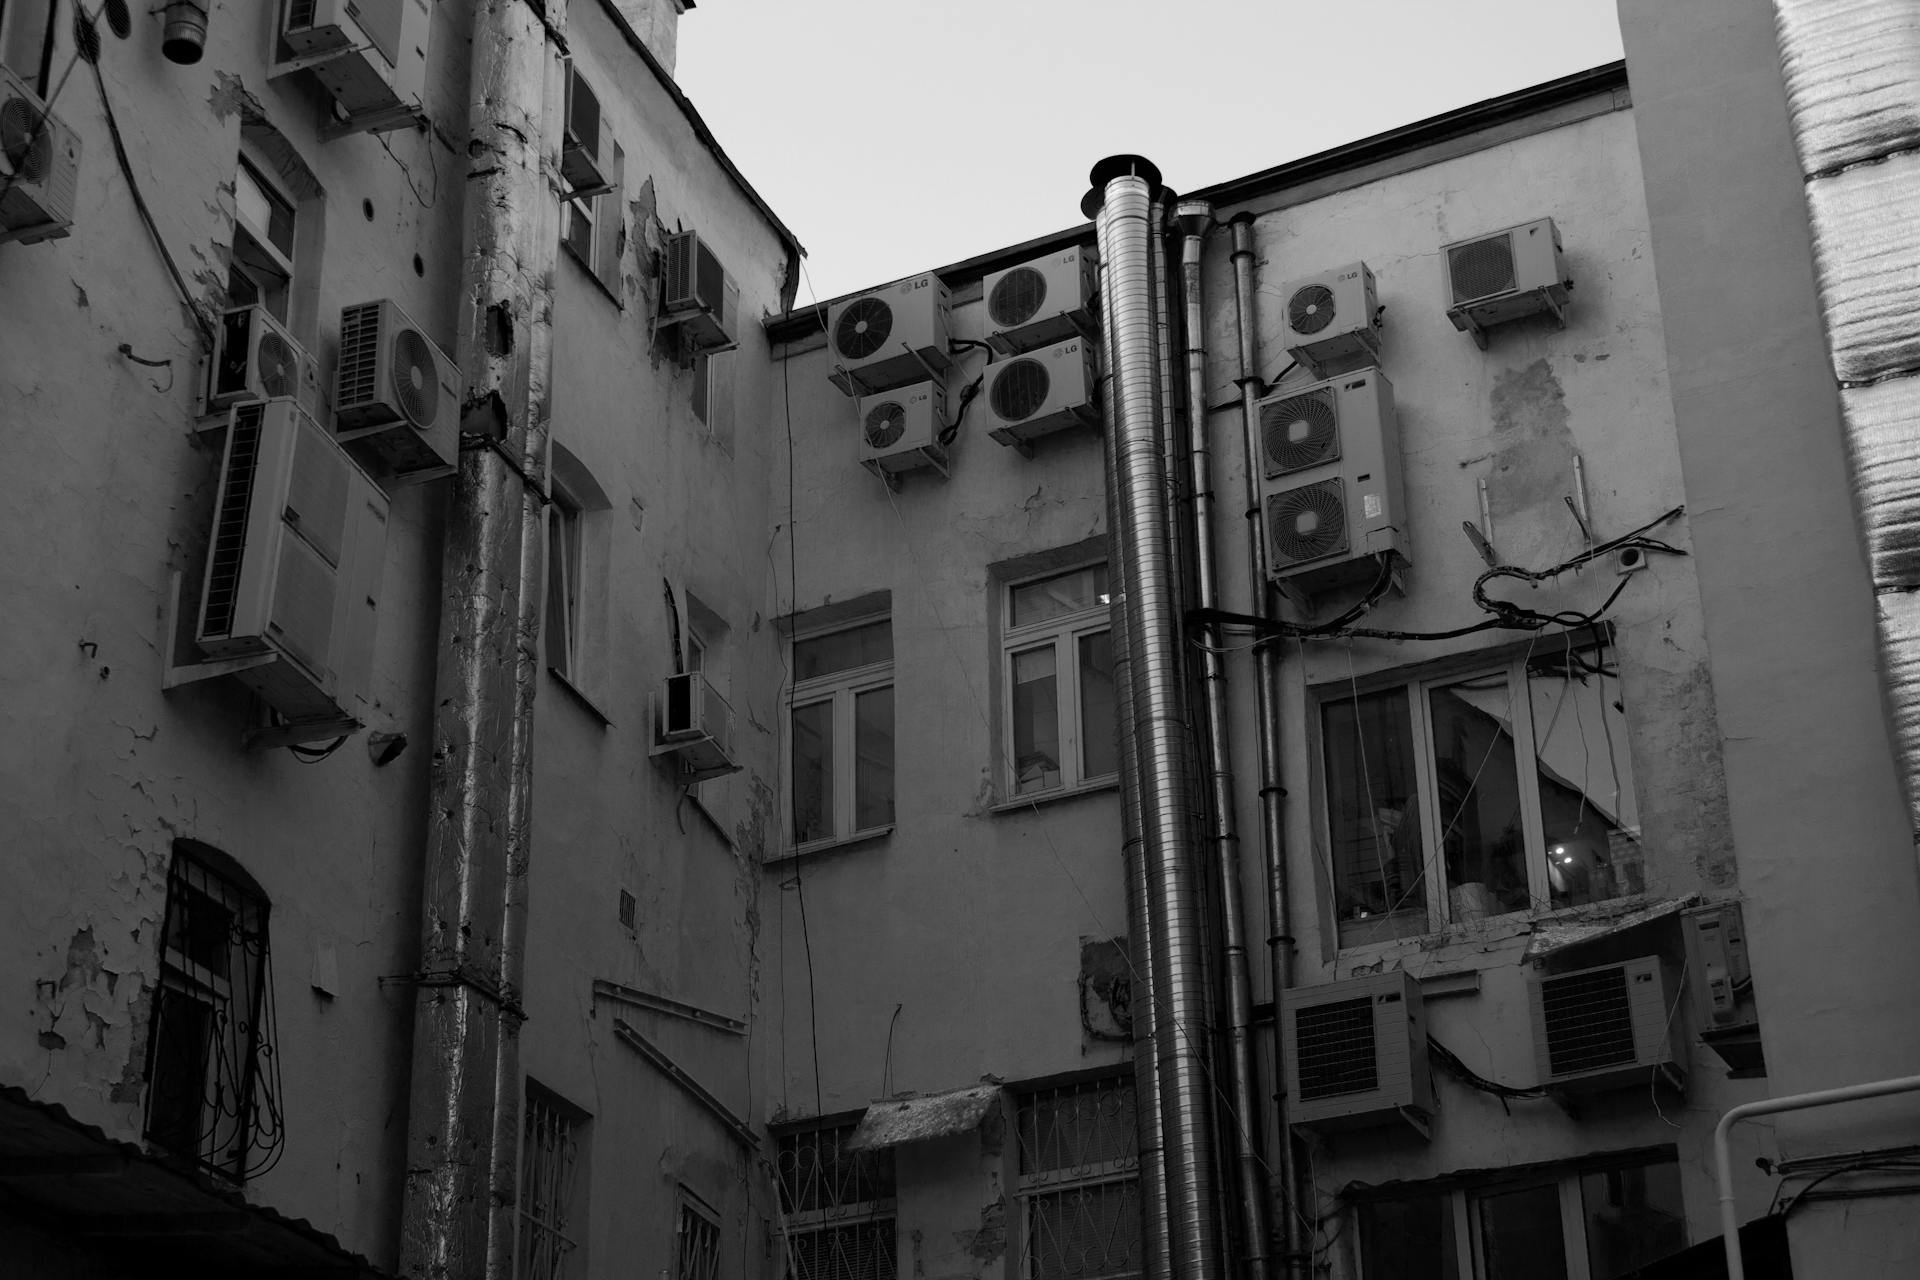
<box><xmin>1230</xmin><ymin>211</ymin><xmax>1308</xmax><ymax>1277</ymax></box>
<box><xmin>1179</xmin><ymin>200</ymin><xmax>1276</xmax><ymax>1280</ymax></box>
<box><xmin>1089</xmin><ymin>155</ymin><xmax>1226</xmax><ymax>1280</ymax></box>
<box><xmin>1771</xmin><ymin>0</ymin><xmax>1920</xmax><ymax>832</ymax></box>
<box><xmin>399</xmin><ymin>3</ymin><xmax>563</xmax><ymax>1276</ymax></box>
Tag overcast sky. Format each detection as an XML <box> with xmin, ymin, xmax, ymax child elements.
<box><xmin>675</xmin><ymin>0</ymin><xmax>1625</xmax><ymax>304</ymax></box>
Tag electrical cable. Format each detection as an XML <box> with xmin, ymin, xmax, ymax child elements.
<box><xmin>937</xmin><ymin>374</ymin><xmax>982</xmax><ymax>448</ymax></box>
<box><xmin>288</xmin><ymin>734</ymin><xmax>349</xmax><ymax>762</ymax></box>
<box><xmin>375</xmin><ymin>126</ymin><xmax>437</xmax><ymax>209</ymax></box>
<box><xmin>1426</xmin><ymin>1034</ymin><xmax>1551</xmax><ymax>1104</ymax></box>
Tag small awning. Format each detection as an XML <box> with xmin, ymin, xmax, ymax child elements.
<box><xmin>846</xmin><ymin>1083</ymin><xmax>1002</xmax><ymax>1151</ymax></box>
<box><xmin>1523</xmin><ymin>895</ymin><xmax>1698</xmax><ymax>963</ymax></box>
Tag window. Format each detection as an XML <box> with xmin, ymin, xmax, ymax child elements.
<box><xmin>518</xmin><ymin>1085</ymin><xmax>587</xmax><ymax>1280</ymax></box>
<box><xmin>693</xmin><ymin>351</ymin><xmax>735</xmax><ymax>450</ymax></box>
<box><xmin>684</xmin><ymin>591</ymin><xmax>731</xmax><ymax>813</ymax></box>
<box><xmin>789</xmin><ymin>617</ymin><xmax>894</xmax><ymax>848</ymax></box>
<box><xmin>775</xmin><ymin>1121</ymin><xmax>897</xmax><ymax>1280</ymax></box>
<box><xmin>229</xmin><ymin>158</ymin><xmax>296</xmax><ymax>322</ymax></box>
<box><xmin>543</xmin><ymin>444</ymin><xmax>613</xmax><ymax>711</ymax></box>
<box><xmin>1001</xmin><ymin>563</ymin><xmax>1117</xmax><ymax>797</ymax></box>
<box><xmin>562</xmin><ymin>138</ymin><xmax>625</xmax><ymax>300</ymax></box>
<box><xmin>142</xmin><ymin>841</ymin><xmax>283</xmax><ymax>1180</ymax></box>
<box><xmin>676</xmin><ymin>1192</ymin><xmax>721</xmax><ymax>1280</ymax></box>
<box><xmin>546</xmin><ymin>488</ymin><xmax>584</xmax><ymax>681</ymax></box>
<box><xmin>1357</xmin><ymin>1153</ymin><xmax>1685</xmax><ymax>1280</ymax></box>
<box><xmin>1320</xmin><ymin>641</ymin><xmax>1641</xmax><ymax>948</ymax></box>
<box><xmin>1016</xmin><ymin>1075</ymin><xmax>1143</xmax><ymax>1280</ymax></box>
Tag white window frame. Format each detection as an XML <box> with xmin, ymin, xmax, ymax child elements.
<box><xmin>1000</xmin><ymin>562</ymin><xmax>1115</xmax><ymax>799</ymax></box>
<box><xmin>1318</xmin><ymin>641</ymin><xmax>1641</xmax><ymax>948</ymax></box>
<box><xmin>786</xmin><ymin>616</ymin><xmax>894</xmax><ymax>852</ymax></box>
<box><xmin>562</xmin><ymin>139</ymin><xmax>625</xmax><ymax>300</ymax></box>
<box><xmin>230</xmin><ymin>157</ymin><xmax>296</xmax><ymax>322</ymax></box>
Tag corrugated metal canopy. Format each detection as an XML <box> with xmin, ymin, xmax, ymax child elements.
<box><xmin>1523</xmin><ymin>895</ymin><xmax>1698</xmax><ymax>963</ymax></box>
<box><xmin>845</xmin><ymin>1083</ymin><xmax>1002</xmax><ymax>1151</ymax></box>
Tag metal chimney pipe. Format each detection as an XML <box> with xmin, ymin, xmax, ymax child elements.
<box><xmin>1229</xmin><ymin>211</ymin><xmax>1307</xmax><ymax>1277</ymax></box>
<box><xmin>1089</xmin><ymin>154</ymin><xmax>1226</xmax><ymax>1280</ymax></box>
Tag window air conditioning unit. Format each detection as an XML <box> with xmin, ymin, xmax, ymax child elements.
<box><xmin>659</xmin><ymin>230</ymin><xmax>739</xmax><ymax>355</ymax></box>
<box><xmin>333</xmin><ymin>298</ymin><xmax>460</xmax><ymax>483</ymax></box>
<box><xmin>0</xmin><ymin>65</ymin><xmax>81</xmax><ymax>245</ymax></box>
<box><xmin>207</xmin><ymin>305</ymin><xmax>324</xmax><ymax>420</ymax></box>
<box><xmin>1279</xmin><ymin>261</ymin><xmax>1380</xmax><ymax>378</ymax></box>
<box><xmin>651</xmin><ymin>670</ymin><xmax>741</xmax><ymax>781</ymax></box>
<box><xmin>983</xmin><ymin>338</ymin><xmax>1098</xmax><ymax>450</ymax></box>
<box><xmin>859</xmin><ymin>381</ymin><xmax>948</xmax><ymax>483</ymax></box>
<box><xmin>1280</xmin><ymin>969</ymin><xmax>1434</xmax><ymax>1138</ymax></box>
<box><xmin>982</xmin><ymin>244</ymin><xmax>1098</xmax><ymax>355</ymax></box>
<box><xmin>278</xmin><ymin>0</ymin><xmax>430</xmax><ymax>124</ymax></box>
<box><xmin>827</xmin><ymin>272</ymin><xmax>953</xmax><ymax>397</ymax></box>
<box><xmin>1528</xmin><ymin>955</ymin><xmax>1683</xmax><ymax>1094</ymax></box>
<box><xmin>561</xmin><ymin>63</ymin><xmax>611</xmax><ymax>197</ymax></box>
<box><xmin>196</xmin><ymin>397</ymin><xmax>390</xmax><ymax>731</ymax></box>
<box><xmin>1442</xmin><ymin>216</ymin><xmax>1569</xmax><ymax>348</ymax></box>
<box><xmin>1257</xmin><ymin>368</ymin><xmax>1406</xmax><ymax>593</ymax></box>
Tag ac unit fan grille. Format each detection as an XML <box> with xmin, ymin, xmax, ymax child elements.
<box><xmin>834</xmin><ymin>297</ymin><xmax>894</xmax><ymax>361</ymax></box>
<box><xmin>991</xmin><ymin>359</ymin><xmax>1050</xmax><ymax>422</ymax></box>
<box><xmin>1450</xmin><ymin>235</ymin><xmax>1516</xmax><ymax>303</ymax></box>
<box><xmin>203</xmin><ymin>406</ymin><xmax>267</xmax><ymax>640</ymax></box>
<box><xmin>1294</xmin><ymin>997</ymin><xmax>1380</xmax><ymax>1100</ymax></box>
<box><xmin>0</xmin><ymin>96</ymin><xmax>51</xmax><ymax>183</ymax></box>
<box><xmin>1540</xmin><ymin>968</ymin><xmax>1637</xmax><ymax>1076</ymax></box>
<box><xmin>989</xmin><ymin>266</ymin><xmax>1049</xmax><ymax>329</ymax></box>
<box><xmin>1288</xmin><ymin>283</ymin><xmax>1337</xmax><ymax>336</ymax></box>
<box><xmin>1269</xmin><ymin>480</ymin><xmax>1349</xmax><ymax>566</ymax></box>
<box><xmin>391</xmin><ymin>329</ymin><xmax>438</xmax><ymax>428</ymax></box>
<box><xmin>256</xmin><ymin>332</ymin><xmax>296</xmax><ymax>397</ymax></box>
<box><xmin>1261</xmin><ymin>391</ymin><xmax>1339</xmax><ymax>476</ymax></box>
<box><xmin>337</xmin><ymin>303</ymin><xmax>381</xmax><ymax>410</ymax></box>
<box><xmin>865</xmin><ymin>402</ymin><xmax>907</xmax><ymax>449</ymax></box>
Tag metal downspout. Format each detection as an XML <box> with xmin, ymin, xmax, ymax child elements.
<box><xmin>1090</xmin><ymin>155</ymin><xmax>1226</xmax><ymax>1280</ymax></box>
<box><xmin>399</xmin><ymin>3</ymin><xmax>562</xmax><ymax>1276</ymax></box>
<box><xmin>1229</xmin><ymin>212</ymin><xmax>1306</xmax><ymax>1278</ymax></box>
<box><xmin>1180</xmin><ymin>200</ymin><xmax>1275</xmax><ymax>1280</ymax></box>
<box><xmin>1769</xmin><ymin>2</ymin><xmax>1920</xmax><ymax>831</ymax></box>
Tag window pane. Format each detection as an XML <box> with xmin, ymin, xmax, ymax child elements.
<box><xmin>1359</xmin><ymin>1196</ymin><xmax>1460</xmax><ymax>1280</ymax></box>
<box><xmin>1473</xmin><ymin>1183</ymin><xmax>1567</xmax><ymax>1280</ymax></box>
<box><xmin>1011</xmin><ymin>645</ymin><xmax>1062</xmax><ymax>794</ymax></box>
<box><xmin>1582</xmin><ymin>1160</ymin><xmax>1686</xmax><ymax>1279</ymax></box>
<box><xmin>1429</xmin><ymin>674</ymin><xmax>1530</xmax><ymax>919</ymax></box>
<box><xmin>792</xmin><ymin>701</ymin><xmax>834</xmax><ymax>844</ymax></box>
<box><xmin>1078</xmin><ymin>629</ymin><xmax>1117</xmax><ymax>779</ymax></box>
<box><xmin>565</xmin><ymin>199</ymin><xmax>594</xmax><ymax>265</ymax></box>
<box><xmin>1322</xmin><ymin>689</ymin><xmax>1427</xmax><ymax>946</ymax></box>
<box><xmin>235</xmin><ymin>163</ymin><xmax>294</xmax><ymax>257</ymax></box>
<box><xmin>854</xmin><ymin>686</ymin><xmax>894</xmax><ymax>832</ymax></box>
<box><xmin>1011</xmin><ymin>564</ymin><xmax>1110</xmax><ymax>628</ymax></box>
<box><xmin>795</xmin><ymin>620</ymin><xmax>892</xmax><ymax>680</ymax></box>
<box><xmin>145</xmin><ymin>985</ymin><xmax>214</xmax><ymax>1159</ymax></box>
<box><xmin>545</xmin><ymin>508</ymin><xmax>578</xmax><ymax>676</ymax></box>
<box><xmin>1529</xmin><ymin>650</ymin><xmax>1644</xmax><ymax>909</ymax></box>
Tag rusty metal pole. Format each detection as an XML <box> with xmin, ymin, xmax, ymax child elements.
<box><xmin>399</xmin><ymin>1</ymin><xmax>563</xmax><ymax>1276</ymax></box>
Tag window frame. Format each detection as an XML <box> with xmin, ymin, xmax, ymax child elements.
<box><xmin>541</xmin><ymin>444</ymin><xmax>614</xmax><ymax>719</ymax></box>
<box><xmin>561</xmin><ymin>138</ymin><xmax>625</xmax><ymax>303</ymax></box>
<box><xmin>1014</xmin><ymin>1072</ymin><xmax>1144</xmax><ymax>1280</ymax></box>
<box><xmin>675</xmin><ymin>1188</ymin><xmax>722</xmax><ymax>1280</ymax></box>
<box><xmin>229</xmin><ymin>157</ymin><xmax>297</xmax><ymax>323</ymax></box>
<box><xmin>518</xmin><ymin>1083</ymin><xmax>588</xmax><ymax>1280</ymax></box>
<box><xmin>1315</xmin><ymin>637</ymin><xmax>1641</xmax><ymax>948</ymax></box>
<box><xmin>773</xmin><ymin>1118</ymin><xmax>898</xmax><ymax>1280</ymax></box>
<box><xmin>545</xmin><ymin>485</ymin><xmax>584</xmax><ymax>683</ymax></box>
<box><xmin>786</xmin><ymin>615</ymin><xmax>895</xmax><ymax>853</ymax></box>
<box><xmin>999</xmin><ymin>561</ymin><xmax>1116</xmax><ymax>800</ymax></box>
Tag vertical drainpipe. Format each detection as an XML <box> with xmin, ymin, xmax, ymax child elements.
<box><xmin>1089</xmin><ymin>154</ymin><xmax>1226</xmax><ymax>1280</ymax></box>
<box><xmin>1229</xmin><ymin>212</ymin><xmax>1306</xmax><ymax>1279</ymax></box>
<box><xmin>399</xmin><ymin>2</ymin><xmax>562</xmax><ymax>1276</ymax></box>
<box><xmin>1180</xmin><ymin>200</ymin><xmax>1275</xmax><ymax>1280</ymax></box>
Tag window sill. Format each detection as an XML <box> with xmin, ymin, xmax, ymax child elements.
<box><xmin>988</xmin><ymin>777</ymin><xmax>1120</xmax><ymax>815</ymax></box>
<box><xmin>547</xmin><ymin>666</ymin><xmax>613</xmax><ymax>726</ymax></box>
<box><xmin>560</xmin><ymin>239</ymin><xmax>625</xmax><ymax>310</ymax></box>
<box><xmin>765</xmin><ymin>825</ymin><xmax>894</xmax><ymax>867</ymax></box>
<box><xmin>1334</xmin><ymin>893</ymin><xmax>1667</xmax><ymax>969</ymax></box>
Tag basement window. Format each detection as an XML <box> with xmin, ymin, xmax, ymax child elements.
<box><xmin>1014</xmin><ymin>1073</ymin><xmax>1143</xmax><ymax>1280</ymax></box>
<box><xmin>774</xmin><ymin>1120</ymin><xmax>897</xmax><ymax>1280</ymax></box>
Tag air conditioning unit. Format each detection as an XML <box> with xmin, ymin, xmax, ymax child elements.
<box><xmin>859</xmin><ymin>381</ymin><xmax>948</xmax><ymax>483</ymax></box>
<box><xmin>982</xmin><ymin>244</ymin><xmax>1098</xmax><ymax>355</ymax></box>
<box><xmin>983</xmin><ymin>338</ymin><xmax>1098</xmax><ymax>449</ymax></box>
<box><xmin>207</xmin><ymin>305</ymin><xmax>324</xmax><ymax>419</ymax></box>
<box><xmin>659</xmin><ymin>230</ymin><xmax>739</xmax><ymax>355</ymax></box>
<box><xmin>1443</xmin><ymin>216</ymin><xmax>1569</xmax><ymax>348</ymax></box>
<box><xmin>1528</xmin><ymin>955</ymin><xmax>1683</xmax><ymax>1094</ymax></box>
<box><xmin>1279</xmin><ymin>261</ymin><xmax>1380</xmax><ymax>377</ymax></box>
<box><xmin>1280</xmin><ymin>969</ymin><xmax>1434</xmax><ymax>1137</ymax></box>
<box><xmin>1257</xmin><ymin>369</ymin><xmax>1406</xmax><ymax>593</ymax></box>
<box><xmin>333</xmin><ymin>298</ymin><xmax>460</xmax><ymax>482</ymax></box>
<box><xmin>651</xmin><ymin>670</ymin><xmax>741</xmax><ymax>781</ymax></box>
<box><xmin>1682</xmin><ymin>902</ymin><xmax>1752</xmax><ymax>1028</ymax></box>
<box><xmin>196</xmin><ymin>398</ymin><xmax>390</xmax><ymax>731</ymax></box>
<box><xmin>0</xmin><ymin>65</ymin><xmax>81</xmax><ymax>245</ymax></box>
<box><xmin>827</xmin><ymin>273</ymin><xmax>953</xmax><ymax>397</ymax></box>
<box><xmin>561</xmin><ymin>62</ymin><xmax>611</xmax><ymax>197</ymax></box>
<box><xmin>278</xmin><ymin>0</ymin><xmax>430</xmax><ymax>124</ymax></box>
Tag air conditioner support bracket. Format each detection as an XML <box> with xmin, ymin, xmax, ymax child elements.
<box><xmin>244</xmin><ymin>715</ymin><xmax>361</xmax><ymax>752</ymax></box>
<box><xmin>159</xmin><ymin>570</ymin><xmax>280</xmax><ymax>690</ymax></box>
<box><xmin>319</xmin><ymin>102</ymin><xmax>432</xmax><ymax>142</ymax></box>
<box><xmin>904</xmin><ymin>343</ymin><xmax>944</xmax><ymax>386</ymax></box>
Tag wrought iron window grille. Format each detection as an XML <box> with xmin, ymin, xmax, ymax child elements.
<box><xmin>1015</xmin><ymin>1075</ymin><xmax>1144</xmax><ymax>1280</ymax></box>
<box><xmin>774</xmin><ymin>1121</ymin><xmax>897</xmax><ymax>1280</ymax></box>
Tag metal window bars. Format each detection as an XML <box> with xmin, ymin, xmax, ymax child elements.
<box><xmin>1016</xmin><ymin>1078</ymin><xmax>1144</xmax><ymax>1280</ymax></box>
<box><xmin>677</xmin><ymin>1196</ymin><xmax>721</xmax><ymax>1280</ymax></box>
<box><xmin>775</xmin><ymin>1122</ymin><xmax>897</xmax><ymax>1280</ymax></box>
<box><xmin>518</xmin><ymin>1090</ymin><xmax>583</xmax><ymax>1280</ymax></box>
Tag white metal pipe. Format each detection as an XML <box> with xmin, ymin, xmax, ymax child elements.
<box><xmin>1714</xmin><ymin>1073</ymin><xmax>1920</xmax><ymax>1280</ymax></box>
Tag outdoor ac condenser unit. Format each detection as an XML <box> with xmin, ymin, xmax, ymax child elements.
<box><xmin>983</xmin><ymin>337</ymin><xmax>1098</xmax><ymax>449</ymax></box>
<box><xmin>1442</xmin><ymin>216</ymin><xmax>1569</xmax><ymax>347</ymax></box>
<box><xmin>1280</xmin><ymin>969</ymin><xmax>1434</xmax><ymax>1137</ymax></box>
<box><xmin>1256</xmin><ymin>368</ymin><xmax>1406</xmax><ymax>593</ymax></box>
<box><xmin>279</xmin><ymin>0</ymin><xmax>430</xmax><ymax>124</ymax></box>
<box><xmin>1279</xmin><ymin>261</ymin><xmax>1380</xmax><ymax>377</ymax></box>
<box><xmin>859</xmin><ymin>381</ymin><xmax>948</xmax><ymax>483</ymax></box>
<box><xmin>660</xmin><ymin>230</ymin><xmax>740</xmax><ymax>355</ymax></box>
<box><xmin>196</xmin><ymin>397</ymin><xmax>390</xmax><ymax>729</ymax></box>
<box><xmin>0</xmin><ymin>64</ymin><xmax>81</xmax><ymax>245</ymax></box>
<box><xmin>1528</xmin><ymin>955</ymin><xmax>1683</xmax><ymax>1093</ymax></box>
<box><xmin>982</xmin><ymin>244</ymin><xmax>1098</xmax><ymax>355</ymax></box>
<box><xmin>207</xmin><ymin>305</ymin><xmax>324</xmax><ymax>420</ymax></box>
<box><xmin>652</xmin><ymin>670</ymin><xmax>742</xmax><ymax>781</ymax></box>
<box><xmin>333</xmin><ymin>298</ymin><xmax>460</xmax><ymax>482</ymax></box>
<box><xmin>827</xmin><ymin>273</ymin><xmax>953</xmax><ymax>397</ymax></box>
